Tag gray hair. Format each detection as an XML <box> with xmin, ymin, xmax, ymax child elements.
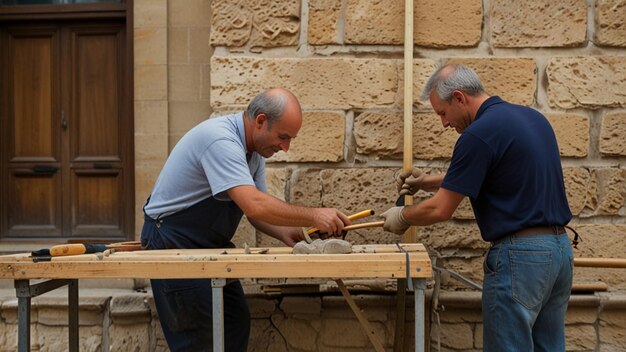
<box><xmin>246</xmin><ymin>90</ymin><xmax>287</xmax><ymax>125</ymax></box>
<box><xmin>420</xmin><ymin>64</ymin><xmax>485</xmax><ymax>102</ymax></box>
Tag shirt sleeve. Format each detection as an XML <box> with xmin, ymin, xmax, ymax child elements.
<box><xmin>200</xmin><ymin>139</ymin><xmax>256</xmax><ymax>196</ymax></box>
<box><xmin>441</xmin><ymin>132</ymin><xmax>494</xmax><ymax>199</ymax></box>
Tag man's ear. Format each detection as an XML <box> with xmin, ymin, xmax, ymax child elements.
<box><xmin>255</xmin><ymin>113</ymin><xmax>268</xmax><ymax>128</ymax></box>
<box><xmin>452</xmin><ymin>90</ymin><xmax>466</xmax><ymax>105</ymax></box>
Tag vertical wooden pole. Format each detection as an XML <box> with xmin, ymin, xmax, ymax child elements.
<box><xmin>402</xmin><ymin>0</ymin><xmax>416</xmax><ymax>243</ymax></box>
<box><xmin>395</xmin><ymin>2</ymin><xmax>416</xmax><ymax>352</ymax></box>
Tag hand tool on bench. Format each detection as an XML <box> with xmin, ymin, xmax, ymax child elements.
<box><xmin>48</xmin><ymin>241</ymin><xmax>142</xmax><ymax>257</ymax></box>
<box><xmin>304</xmin><ymin>209</ymin><xmax>384</xmax><ymax>243</ymax></box>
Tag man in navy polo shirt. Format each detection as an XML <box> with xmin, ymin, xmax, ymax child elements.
<box><xmin>381</xmin><ymin>64</ymin><xmax>573</xmax><ymax>351</ymax></box>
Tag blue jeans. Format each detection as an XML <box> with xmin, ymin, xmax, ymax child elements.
<box><xmin>482</xmin><ymin>234</ymin><xmax>573</xmax><ymax>352</ymax></box>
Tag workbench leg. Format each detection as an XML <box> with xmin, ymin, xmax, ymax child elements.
<box><xmin>68</xmin><ymin>279</ymin><xmax>79</xmax><ymax>352</ymax></box>
<box><xmin>413</xmin><ymin>279</ymin><xmax>427</xmax><ymax>352</ymax></box>
<box><xmin>15</xmin><ymin>280</ymin><xmax>31</xmax><ymax>352</ymax></box>
<box><xmin>211</xmin><ymin>279</ymin><xmax>227</xmax><ymax>352</ymax></box>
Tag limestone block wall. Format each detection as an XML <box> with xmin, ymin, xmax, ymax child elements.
<box><xmin>122</xmin><ymin>0</ymin><xmax>626</xmax><ymax>350</ymax></box>
<box><xmin>201</xmin><ymin>0</ymin><xmax>626</xmax><ymax>292</ymax></box>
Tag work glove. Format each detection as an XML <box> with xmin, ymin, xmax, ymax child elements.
<box><xmin>381</xmin><ymin>206</ymin><xmax>410</xmax><ymax>235</ymax></box>
<box><xmin>396</xmin><ymin>168</ymin><xmax>425</xmax><ymax>196</ymax></box>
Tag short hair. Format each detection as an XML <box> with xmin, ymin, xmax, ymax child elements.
<box><xmin>246</xmin><ymin>90</ymin><xmax>287</xmax><ymax>125</ymax></box>
<box><xmin>420</xmin><ymin>64</ymin><xmax>485</xmax><ymax>102</ymax></box>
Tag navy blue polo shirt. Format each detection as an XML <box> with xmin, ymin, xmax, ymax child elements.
<box><xmin>441</xmin><ymin>96</ymin><xmax>572</xmax><ymax>241</ymax></box>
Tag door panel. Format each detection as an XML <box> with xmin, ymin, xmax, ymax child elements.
<box><xmin>72</xmin><ymin>25</ymin><xmax>121</xmax><ymax>161</ymax></box>
<box><xmin>7</xmin><ymin>166</ymin><xmax>62</xmax><ymax>237</ymax></box>
<box><xmin>11</xmin><ymin>30</ymin><xmax>59</xmax><ymax>161</ymax></box>
<box><xmin>72</xmin><ymin>169</ymin><xmax>122</xmax><ymax>237</ymax></box>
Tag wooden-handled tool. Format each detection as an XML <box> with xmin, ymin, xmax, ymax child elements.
<box><xmin>306</xmin><ymin>209</ymin><xmax>375</xmax><ymax>235</ymax></box>
<box><xmin>303</xmin><ymin>210</ymin><xmax>383</xmax><ymax>243</ymax></box>
<box><xmin>49</xmin><ymin>241</ymin><xmax>142</xmax><ymax>257</ymax></box>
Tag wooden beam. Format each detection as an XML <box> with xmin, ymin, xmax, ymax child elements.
<box><xmin>336</xmin><ymin>279</ymin><xmax>386</xmax><ymax>352</ymax></box>
<box><xmin>574</xmin><ymin>257</ymin><xmax>626</xmax><ymax>268</ymax></box>
<box><xmin>402</xmin><ymin>0</ymin><xmax>416</xmax><ymax>243</ymax></box>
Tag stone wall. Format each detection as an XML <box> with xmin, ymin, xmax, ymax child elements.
<box><xmin>204</xmin><ymin>0</ymin><xmax>626</xmax><ymax>292</ymax></box>
<box><xmin>1</xmin><ymin>290</ymin><xmax>625</xmax><ymax>351</ymax></box>
<box><xmin>130</xmin><ymin>0</ymin><xmax>626</xmax><ymax>351</ymax></box>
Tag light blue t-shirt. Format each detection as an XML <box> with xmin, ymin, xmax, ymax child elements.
<box><xmin>144</xmin><ymin>112</ymin><xmax>266</xmax><ymax>218</ymax></box>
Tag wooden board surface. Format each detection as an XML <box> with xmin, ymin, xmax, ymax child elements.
<box><xmin>0</xmin><ymin>243</ymin><xmax>432</xmax><ymax>280</ymax></box>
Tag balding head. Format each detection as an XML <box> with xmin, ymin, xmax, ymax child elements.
<box><xmin>246</xmin><ymin>88</ymin><xmax>302</xmax><ymax>126</ymax></box>
<box><xmin>420</xmin><ymin>64</ymin><xmax>485</xmax><ymax>102</ymax></box>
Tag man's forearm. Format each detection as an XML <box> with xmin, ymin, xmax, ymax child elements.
<box><xmin>423</xmin><ymin>173</ymin><xmax>446</xmax><ymax>192</ymax></box>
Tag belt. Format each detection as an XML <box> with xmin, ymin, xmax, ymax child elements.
<box><xmin>514</xmin><ymin>225</ymin><xmax>566</xmax><ymax>236</ymax></box>
<box><xmin>492</xmin><ymin>225</ymin><xmax>566</xmax><ymax>245</ymax></box>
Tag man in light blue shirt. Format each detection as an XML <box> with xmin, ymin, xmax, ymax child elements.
<box><xmin>142</xmin><ymin>88</ymin><xmax>350</xmax><ymax>351</ymax></box>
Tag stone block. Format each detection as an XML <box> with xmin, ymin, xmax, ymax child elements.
<box><xmin>36</xmin><ymin>325</ymin><xmax>102</xmax><ymax>352</ymax></box>
<box><xmin>210</xmin><ymin>57</ymin><xmax>398</xmax><ymax>110</ymax></box>
<box><xmin>269</xmin><ymin>111</ymin><xmax>345</xmax><ymax>162</ymax></box>
<box><xmin>354</xmin><ymin>111</ymin><xmax>403</xmax><ymax>157</ymax></box>
<box><xmin>581</xmin><ymin>168</ymin><xmax>626</xmax><ymax>217</ymax></box>
<box><xmin>169</xmin><ymin>65</ymin><xmax>201</xmax><ymax>101</ymax></box>
<box><xmin>320</xmin><ymin>168</ymin><xmax>402</xmax><ymax>244</ymax></box>
<box><xmin>344</xmin><ymin>0</ymin><xmax>482</xmax><ymax>47</ymax></box>
<box><xmin>600</xmin><ymin>112</ymin><xmax>626</xmax><ymax>156</ymax></box>
<box><xmin>289</xmin><ymin>169</ymin><xmax>323</xmax><ymax>206</ymax></box>
<box><xmin>430</xmin><ymin>322</ymin><xmax>474</xmax><ymax>350</ymax></box>
<box><xmin>110</xmin><ymin>293</ymin><xmax>151</xmax><ymax>324</ymax></box>
<box><xmin>412</xmin><ymin>59</ymin><xmax>439</xmax><ymax>107</ymax></box>
<box><xmin>566</xmin><ymin>306</ymin><xmax>598</xmax><ymax>324</ymax></box>
<box><xmin>545</xmin><ymin>114</ymin><xmax>589</xmax><ymax>157</ymax></box>
<box><xmin>134</xmin><ymin>27</ymin><xmax>167</xmax><ymax>66</ymax></box>
<box><xmin>249</xmin><ymin>319</ymin><xmax>288</xmax><ymax>351</ymax></box>
<box><xmin>134</xmin><ymin>100</ymin><xmax>168</xmax><ymax>135</ymax></box>
<box><xmin>354</xmin><ymin>111</ymin><xmax>457</xmax><ymax>159</ymax></box>
<box><xmin>414</xmin><ymin>0</ymin><xmax>482</xmax><ymax>47</ymax></box>
<box><xmin>265</xmin><ymin>168</ymin><xmax>291</xmax><ymax>200</ymax></box>
<box><xmin>490</xmin><ymin>0</ymin><xmax>587</xmax><ymax>47</ymax></box>
<box><xmin>308</xmin><ymin>0</ymin><xmax>341</xmax><ymax>45</ymax></box>
<box><xmin>280</xmin><ymin>296</ymin><xmax>322</xmax><ymax>316</ymax></box>
<box><xmin>344</xmin><ymin>0</ymin><xmax>403</xmax><ymax>44</ymax></box>
<box><xmin>547</xmin><ymin>56</ymin><xmax>626</xmax><ymax>109</ymax></box>
<box><xmin>594</xmin><ymin>0</ymin><xmax>626</xmax><ymax>47</ymax></box>
<box><xmin>134</xmin><ymin>65</ymin><xmax>167</xmax><ymax>101</ymax></box>
<box><xmin>133</xmin><ymin>0</ymin><xmax>167</xmax><ymax>27</ymax></box>
<box><xmin>565</xmin><ymin>324</ymin><xmax>597</xmax><ymax>351</ymax></box>
<box><xmin>189</xmin><ymin>27</ymin><xmax>212</xmax><ymax>64</ymax></box>
<box><xmin>248</xmin><ymin>298</ymin><xmax>277</xmax><ymax>318</ymax></box>
<box><xmin>168</xmin><ymin>101</ymin><xmax>212</xmax><ymax>136</ymax></box>
<box><xmin>275</xmin><ymin>315</ymin><xmax>320</xmax><ymax>351</ymax></box>
<box><xmin>571</xmin><ymin>225</ymin><xmax>626</xmax><ymax>290</ymax></box>
<box><xmin>563</xmin><ymin>167</ymin><xmax>592</xmax><ymax>216</ymax></box>
<box><xmin>320</xmin><ymin>318</ymin><xmax>387</xmax><ymax>348</ymax></box>
<box><xmin>169</xmin><ymin>0</ymin><xmax>210</xmax><ymax>27</ymax></box>
<box><xmin>168</xmin><ymin>27</ymin><xmax>188</xmax><ymax>65</ymax></box>
<box><xmin>446</xmin><ymin>58</ymin><xmax>536</xmax><ymax>106</ymax></box>
<box><xmin>413</xmin><ymin>113</ymin><xmax>458</xmax><ymax>159</ymax></box>
<box><xmin>415</xmin><ymin>222</ymin><xmax>487</xmax><ymax>250</ymax></box>
<box><xmin>109</xmin><ymin>323</ymin><xmax>150</xmax><ymax>352</ymax></box>
<box><xmin>438</xmin><ymin>308</ymin><xmax>482</xmax><ymax>324</ymax></box>
<box><xmin>210</xmin><ymin>0</ymin><xmax>300</xmax><ymax>48</ymax></box>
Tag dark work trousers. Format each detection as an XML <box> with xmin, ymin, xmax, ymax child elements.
<box><xmin>141</xmin><ymin>196</ymin><xmax>249</xmax><ymax>352</ymax></box>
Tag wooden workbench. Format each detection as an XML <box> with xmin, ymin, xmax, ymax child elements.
<box><xmin>0</xmin><ymin>243</ymin><xmax>432</xmax><ymax>352</ymax></box>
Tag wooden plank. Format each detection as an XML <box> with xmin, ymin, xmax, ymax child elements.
<box><xmin>574</xmin><ymin>257</ymin><xmax>626</xmax><ymax>268</ymax></box>
<box><xmin>0</xmin><ymin>258</ymin><xmax>432</xmax><ymax>280</ymax></box>
<box><xmin>336</xmin><ymin>279</ymin><xmax>386</xmax><ymax>352</ymax></box>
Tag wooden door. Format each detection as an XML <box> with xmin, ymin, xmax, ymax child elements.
<box><xmin>0</xmin><ymin>20</ymin><xmax>133</xmax><ymax>241</ymax></box>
